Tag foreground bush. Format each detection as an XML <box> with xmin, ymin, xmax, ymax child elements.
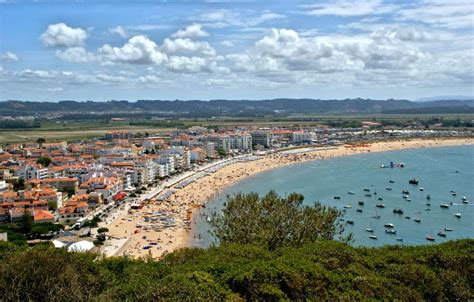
<box><xmin>0</xmin><ymin>239</ymin><xmax>472</xmax><ymax>301</ymax></box>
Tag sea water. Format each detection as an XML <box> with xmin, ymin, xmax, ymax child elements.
<box><xmin>189</xmin><ymin>145</ymin><xmax>474</xmax><ymax>247</ymax></box>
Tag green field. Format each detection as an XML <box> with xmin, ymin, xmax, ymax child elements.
<box><xmin>0</xmin><ymin>114</ymin><xmax>472</xmax><ymax>145</ymax></box>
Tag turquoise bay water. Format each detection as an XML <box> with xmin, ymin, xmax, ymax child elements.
<box><xmin>189</xmin><ymin>145</ymin><xmax>474</xmax><ymax>247</ymax></box>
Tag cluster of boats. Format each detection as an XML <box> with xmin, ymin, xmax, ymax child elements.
<box><xmin>337</xmin><ymin>176</ymin><xmax>470</xmax><ymax>243</ymax></box>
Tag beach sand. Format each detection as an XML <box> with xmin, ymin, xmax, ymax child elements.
<box><xmin>107</xmin><ymin>137</ymin><xmax>473</xmax><ymax>259</ymax></box>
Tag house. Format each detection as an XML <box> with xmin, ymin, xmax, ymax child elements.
<box><xmin>15</xmin><ymin>164</ymin><xmax>48</xmax><ymax>181</ymax></box>
<box><xmin>33</xmin><ymin>209</ymin><xmax>55</xmax><ymax>223</ymax></box>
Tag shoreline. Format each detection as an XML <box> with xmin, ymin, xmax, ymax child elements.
<box><xmin>106</xmin><ymin>137</ymin><xmax>474</xmax><ymax>259</ymax></box>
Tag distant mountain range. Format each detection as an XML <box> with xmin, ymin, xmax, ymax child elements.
<box><xmin>415</xmin><ymin>95</ymin><xmax>474</xmax><ymax>102</ymax></box>
<box><xmin>1</xmin><ymin>98</ymin><xmax>473</xmax><ymax>118</ymax></box>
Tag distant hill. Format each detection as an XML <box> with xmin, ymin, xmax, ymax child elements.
<box><xmin>415</xmin><ymin>95</ymin><xmax>474</xmax><ymax>102</ymax></box>
<box><xmin>1</xmin><ymin>98</ymin><xmax>473</xmax><ymax>117</ymax></box>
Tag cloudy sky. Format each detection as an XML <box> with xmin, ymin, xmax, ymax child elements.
<box><xmin>0</xmin><ymin>0</ymin><xmax>473</xmax><ymax>101</ymax></box>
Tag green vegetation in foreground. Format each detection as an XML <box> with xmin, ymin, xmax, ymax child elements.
<box><xmin>0</xmin><ymin>240</ymin><xmax>472</xmax><ymax>301</ymax></box>
<box><xmin>0</xmin><ymin>191</ymin><xmax>472</xmax><ymax>301</ymax></box>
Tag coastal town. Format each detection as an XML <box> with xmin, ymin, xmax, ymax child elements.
<box><xmin>0</xmin><ymin>123</ymin><xmax>472</xmax><ymax>257</ymax></box>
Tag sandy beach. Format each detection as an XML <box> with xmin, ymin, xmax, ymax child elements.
<box><xmin>106</xmin><ymin>137</ymin><xmax>473</xmax><ymax>259</ymax></box>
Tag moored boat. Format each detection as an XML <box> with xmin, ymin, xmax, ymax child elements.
<box><xmin>384</xmin><ymin>223</ymin><xmax>395</xmax><ymax>228</ymax></box>
<box><xmin>409</xmin><ymin>179</ymin><xmax>419</xmax><ymax>185</ymax></box>
<box><xmin>437</xmin><ymin>231</ymin><xmax>446</xmax><ymax>237</ymax></box>
<box><xmin>440</xmin><ymin>203</ymin><xmax>450</xmax><ymax>209</ymax></box>
<box><xmin>393</xmin><ymin>208</ymin><xmax>403</xmax><ymax>214</ymax></box>
<box><xmin>376</xmin><ymin>204</ymin><xmax>385</xmax><ymax>208</ymax></box>
<box><xmin>369</xmin><ymin>235</ymin><xmax>377</xmax><ymax>239</ymax></box>
<box><xmin>358</xmin><ymin>201</ymin><xmax>364</xmax><ymax>206</ymax></box>
<box><xmin>385</xmin><ymin>229</ymin><xmax>396</xmax><ymax>234</ymax></box>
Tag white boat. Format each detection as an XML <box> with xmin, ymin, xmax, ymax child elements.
<box><xmin>384</xmin><ymin>223</ymin><xmax>395</xmax><ymax>228</ymax></box>
<box><xmin>369</xmin><ymin>235</ymin><xmax>377</xmax><ymax>240</ymax></box>
<box><xmin>348</xmin><ymin>191</ymin><xmax>355</xmax><ymax>195</ymax></box>
<box><xmin>419</xmin><ymin>187</ymin><xmax>424</xmax><ymax>191</ymax></box>
<box><xmin>366</xmin><ymin>222</ymin><xmax>374</xmax><ymax>233</ymax></box>
<box><xmin>454</xmin><ymin>212</ymin><xmax>461</xmax><ymax>218</ymax></box>
<box><xmin>440</xmin><ymin>203</ymin><xmax>450</xmax><ymax>209</ymax></box>
<box><xmin>344</xmin><ymin>205</ymin><xmax>352</xmax><ymax>209</ymax></box>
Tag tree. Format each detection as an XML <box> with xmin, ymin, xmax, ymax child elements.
<box><xmin>18</xmin><ymin>210</ymin><xmax>34</xmax><ymax>235</ymax></box>
<box><xmin>97</xmin><ymin>227</ymin><xmax>109</xmax><ymax>234</ymax></box>
<box><xmin>217</xmin><ymin>147</ymin><xmax>226</xmax><ymax>158</ymax></box>
<box><xmin>36</xmin><ymin>137</ymin><xmax>45</xmax><ymax>148</ymax></box>
<box><xmin>36</xmin><ymin>157</ymin><xmax>52</xmax><ymax>167</ymax></box>
<box><xmin>210</xmin><ymin>191</ymin><xmax>343</xmax><ymax>250</ymax></box>
<box><xmin>13</xmin><ymin>178</ymin><xmax>25</xmax><ymax>191</ymax></box>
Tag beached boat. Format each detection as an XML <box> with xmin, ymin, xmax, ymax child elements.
<box><xmin>409</xmin><ymin>179</ymin><xmax>419</xmax><ymax>185</ymax></box>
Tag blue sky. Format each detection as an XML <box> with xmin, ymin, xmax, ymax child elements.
<box><xmin>0</xmin><ymin>0</ymin><xmax>473</xmax><ymax>101</ymax></box>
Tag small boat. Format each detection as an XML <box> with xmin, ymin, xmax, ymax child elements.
<box><xmin>393</xmin><ymin>208</ymin><xmax>403</xmax><ymax>214</ymax></box>
<box><xmin>358</xmin><ymin>201</ymin><xmax>364</xmax><ymax>206</ymax></box>
<box><xmin>376</xmin><ymin>204</ymin><xmax>385</xmax><ymax>208</ymax></box>
<box><xmin>373</xmin><ymin>208</ymin><xmax>381</xmax><ymax>219</ymax></box>
<box><xmin>462</xmin><ymin>196</ymin><xmax>467</xmax><ymax>201</ymax></box>
<box><xmin>348</xmin><ymin>191</ymin><xmax>355</xmax><ymax>195</ymax></box>
<box><xmin>414</xmin><ymin>218</ymin><xmax>421</xmax><ymax>223</ymax></box>
<box><xmin>389</xmin><ymin>180</ymin><xmax>395</xmax><ymax>183</ymax></box>
<box><xmin>385</xmin><ymin>187</ymin><xmax>392</xmax><ymax>191</ymax></box>
<box><xmin>356</xmin><ymin>209</ymin><xmax>363</xmax><ymax>213</ymax></box>
<box><xmin>384</xmin><ymin>223</ymin><xmax>395</xmax><ymax>228</ymax></box>
<box><xmin>344</xmin><ymin>205</ymin><xmax>352</xmax><ymax>209</ymax></box>
<box><xmin>403</xmin><ymin>195</ymin><xmax>409</xmax><ymax>199</ymax></box>
<box><xmin>444</xmin><ymin>227</ymin><xmax>453</xmax><ymax>232</ymax></box>
<box><xmin>437</xmin><ymin>231</ymin><xmax>446</xmax><ymax>237</ymax></box>
<box><xmin>426</xmin><ymin>202</ymin><xmax>431</xmax><ymax>206</ymax></box>
<box><xmin>365</xmin><ymin>194</ymin><xmax>372</xmax><ymax>197</ymax></box>
<box><xmin>406</xmin><ymin>198</ymin><xmax>411</xmax><ymax>202</ymax></box>
<box><xmin>363</xmin><ymin>188</ymin><xmax>370</xmax><ymax>192</ymax></box>
<box><xmin>426</xmin><ymin>195</ymin><xmax>431</xmax><ymax>200</ymax></box>
<box><xmin>462</xmin><ymin>196</ymin><xmax>469</xmax><ymax>204</ymax></box>
<box><xmin>405</xmin><ymin>216</ymin><xmax>411</xmax><ymax>219</ymax></box>
<box><xmin>454</xmin><ymin>212</ymin><xmax>461</xmax><ymax>218</ymax></box>
<box><xmin>425</xmin><ymin>207</ymin><xmax>431</xmax><ymax>211</ymax></box>
<box><xmin>419</xmin><ymin>187</ymin><xmax>424</xmax><ymax>191</ymax></box>
<box><xmin>385</xmin><ymin>229</ymin><xmax>396</xmax><ymax>234</ymax></box>
<box><xmin>426</xmin><ymin>235</ymin><xmax>435</xmax><ymax>241</ymax></box>
<box><xmin>440</xmin><ymin>203</ymin><xmax>450</xmax><ymax>209</ymax></box>
<box><xmin>396</xmin><ymin>237</ymin><xmax>403</xmax><ymax>242</ymax></box>
<box><xmin>334</xmin><ymin>196</ymin><xmax>341</xmax><ymax>200</ymax></box>
<box><xmin>409</xmin><ymin>179</ymin><xmax>419</xmax><ymax>185</ymax></box>
<box><xmin>378</xmin><ymin>197</ymin><xmax>383</xmax><ymax>201</ymax></box>
<box><xmin>366</xmin><ymin>223</ymin><xmax>374</xmax><ymax>233</ymax></box>
<box><xmin>346</xmin><ymin>220</ymin><xmax>354</xmax><ymax>225</ymax></box>
<box><xmin>369</xmin><ymin>235</ymin><xmax>377</xmax><ymax>240</ymax></box>
<box><xmin>451</xmin><ymin>192</ymin><xmax>457</xmax><ymax>196</ymax></box>
<box><xmin>402</xmin><ymin>190</ymin><xmax>410</xmax><ymax>194</ymax></box>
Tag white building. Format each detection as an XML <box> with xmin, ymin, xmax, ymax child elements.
<box><xmin>230</xmin><ymin>134</ymin><xmax>252</xmax><ymax>150</ymax></box>
<box><xmin>16</xmin><ymin>165</ymin><xmax>48</xmax><ymax>181</ymax></box>
<box><xmin>0</xmin><ymin>180</ymin><xmax>8</xmax><ymax>192</ymax></box>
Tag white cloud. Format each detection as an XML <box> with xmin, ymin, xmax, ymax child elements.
<box><xmin>1</xmin><ymin>52</ymin><xmax>18</xmax><ymax>62</ymax></box>
<box><xmin>221</xmin><ymin>40</ymin><xmax>234</xmax><ymax>47</ymax></box>
<box><xmin>109</xmin><ymin>26</ymin><xmax>128</xmax><ymax>38</ymax></box>
<box><xmin>99</xmin><ymin>35</ymin><xmax>167</xmax><ymax>64</ymax></box>
<box><xmin>126</xmin><ymin>24</ymin><xmax>171</xmax><ymax>31</ymax></box>
<box><xmin>397</xmin><ymin>0</ymin><xmax>474</xmax><ymax>29</ymax></box>
<box><xmin>44</xmin><ymin>87</ymin><xmax>63</xmax><ymax>92</ymax></box>
<box><xmin>303</xmin><ymin>0</ymin><xmax>396</xmax><ymax>17</ymax></box>
<box><xmin>55</xmin><ymin>47</ymin><xmax>95</xmax><ymax>63</ymax></box>
<box><xmin>196</xmin><ymin>9</ymin><xmax>285</xmax><ymax>27</ymax></box>
<box><xmin>40</xmin><ymin>23</ymin><xmax>88</xmax><ymax>47</ymax></box>
<box><xmin>171</xmin><ymin>23</ymin><xmax>209</xmax><ymax>39</ymax></box>
<box><xmin>161</xmin><ymin>38</ymin><xmax>216</xmax><ymax>56</ymax></box>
